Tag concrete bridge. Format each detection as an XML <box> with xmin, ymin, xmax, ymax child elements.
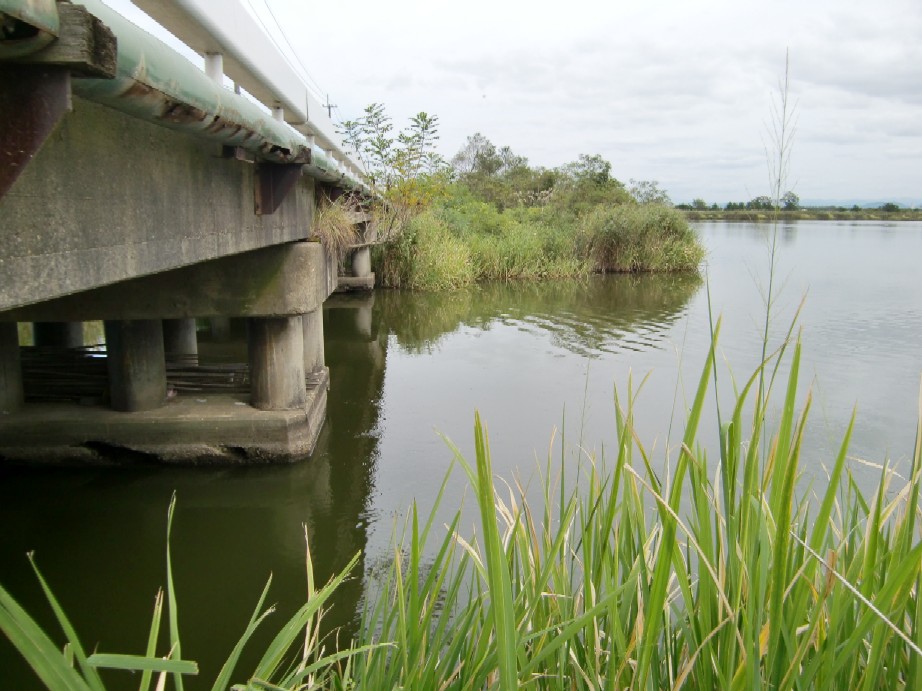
<box><xmin>0</xmin><ymin>0</ymin><xmax>375</xmax><ymax>463</ymax></box>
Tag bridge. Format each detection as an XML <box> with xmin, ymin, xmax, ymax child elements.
<box><xmin>0</xmin><ymin>0</ymin><xmax>376</xmax><ymax>463</ymax></box>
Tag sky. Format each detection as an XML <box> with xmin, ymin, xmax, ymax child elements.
<box><xmin>106</xmin><ymin>0</ymin><xmax>922</xmax><ymax>205</ymax></box>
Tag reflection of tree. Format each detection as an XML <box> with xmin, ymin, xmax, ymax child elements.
<box><xmin>375</xmin><ymin>273</ymin><xmax>702</xmax><ymax>357</ymax></box>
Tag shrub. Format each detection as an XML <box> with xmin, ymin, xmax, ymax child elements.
<box><xmin>377</xmin><ymin>210</ymin><xmax>474</xmax><ymax>291</ymax></box>
<box><xmin>581</xmin><ymin>203</ymin><xmax>705</xmax><ymax>272</ymax></box>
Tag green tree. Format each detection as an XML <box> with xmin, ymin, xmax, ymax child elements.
<box><xmin>629</xmin><ymin>179</ymin><xmax>672</xmax><ymax>206</ymax></box>
<box><xmin>880</xmin><ymin>202</ymin><xmax>900</xmax><ymax>212</ymax></box>
<box><xmin>339</xmin><ymin>104</ymin><xmax>445</xmax><ymax>192</ymax></box>
<box><xmin>692</xmin><ymin>198</ymin><xmax>708</xmax><ymax>210</ymax></box>
<box><xmin>747</xmin><ymin>195</ymin><xmax>774</xmax><ymax>210</ymax></box>
<box><xmin>553</xmin><ymin>154</ymin><xmax>630</xmax><ymax>214</ymax></box>
<box><xmin>782</xmin><ymin>191</ymin><xmax>799</xmax><ymax>210</ymax></box>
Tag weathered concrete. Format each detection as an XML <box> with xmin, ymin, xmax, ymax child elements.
<box><xmin>104</xmin><ymin>319</ymin><xmax>167</xmax><ymax>412</ymax></box>
<box><xmin>32</xmin><ymin>321</ymin><xmax>83</xmax><ymax>348</ymax></box>
<box><xmin>352</xmin><ymin>246</ymin><xmax>372</xmax><ymax>278</ymax></box>
<box><xmin>163</xmin><ymin>318</ymin><xmax>198</xmax><ymax>361</ymax></box>
<box><xmin>0</xmin><ymin>323</ymin><xmax>23</xmax><ymax>413</ymax></box>
<box><xmin>302</xmin><ymin>308</ymin><xmax>324</xmax><ymax>373</ymax></box>
<box><xmin>337</xmin><ymin>274</ymin><xmax>376</xmax><ymax>291</ymax></box>
<box><xmin>0</xmin><ymin>242</ymin><xmax>331</xmax><ymax>322</ymax></box>
<box><xmin>248</xmin><ymin>316</ymin><xmax>306</xmax><ymax>410</ymax></box>
<box><xmin>0</xmin><ymin>97</ymin><xmax>315</xmax><ymax>312</ymax></box>
<box><xmin>209</xmin><ymin>317</ymin><xmax>233</xmax><ymax>341</ymax></box>
<box><xmin>0</xmin><ymin>370</ymin><xmax>328</xmax><ymax>464</ymax></box>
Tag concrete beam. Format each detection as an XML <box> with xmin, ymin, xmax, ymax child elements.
<box><xmin>0</xmin><ymin>97</ymin><xmax>315</xmax><ymax>312</ymax></box>
<box><xmin>0</xmin><ymin>242</ymin><xmax>334</xmax><ymax>322</ymax></box>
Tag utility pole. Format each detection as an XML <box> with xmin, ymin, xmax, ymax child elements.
<box><xmin>324</xmin><ymin>94</ymin><xmax>337</xmax><ymax>119</ymax></box>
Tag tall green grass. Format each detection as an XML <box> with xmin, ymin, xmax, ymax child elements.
<box><xmin>377</xmin><ymin>196</ymin><xmax>703</xmax><ymax>290</ymax></box>
<box><xmin>338</xmin><ymin>325</ymin><xmax>922</xmax><ymax>690</ymax></box>
<box><xmin>3</xmin><ymin>324</ymin><xmax>921</xmax><ymax>689</ymax></box>
<box><xmin>580</xmin><ymin>203</ymin><xmax>706</xmax><ymax>272</ymax></box>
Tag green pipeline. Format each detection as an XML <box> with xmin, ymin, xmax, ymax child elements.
<box><xmin>2</xmin><ymin>0</ymin><xmax>362</xmax><ymax>189</ymax></box>
<box><xmin>0</xmin><ymin>0</ymin><xmax>58</xmax><ymax>58</ymax></box>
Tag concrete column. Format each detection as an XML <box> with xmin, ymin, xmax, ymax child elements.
<box><xmin>0</xmin><ymin>323</ymin><xmax>23</xmax><ymax>413</ymax></box>
<box><xmin>352</xmin><ymin>247</ymin><xmax>372</xmax><ymax>278</ymax></box>
<box><xmin>163</xmin><ymin>318</ymin><xmax>198</xmax><ymax>364</ymax></box>
<box><xmin>104</xmin><ymin>319</ymin><xmax>167</xmax><ymax>412</ymax></box>
<box><xmin>355</xmin><ymin>301</ymin><xmax>373</xmax><ymax>340</ymax></box>
<box><xmin>33</xmin><ymin>321</ymin><xmax>83</xmax><ymax>348</ymax></box>
<box><xmin>204</xmin><ymin>52</ymin><xmax>223</xmax><ymax>83</ymax></box>
<box><xmin>210</xmin><ymin>316</ymin><xmax>232</xmax><ymax>341</ymax></box>
<box><xmin>302</xmin><ymin>308</ymin><xmax>325</xmax><ymax>373</ymax></box>
<box><xmin>248</xmin><ymin>316</ymin><xmax>306</xmax><ymax>410</ymax></box>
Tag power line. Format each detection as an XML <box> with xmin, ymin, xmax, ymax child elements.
<box><xmin>256</xmin><ymin>0</ymin><xmax>328</xmax><ymax>105</ymax></box>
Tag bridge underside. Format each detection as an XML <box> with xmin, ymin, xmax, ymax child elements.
<box><xmin>0</xmin><ymin>94</ymin><xmax>346</xmax><ymax>464</ymax></box>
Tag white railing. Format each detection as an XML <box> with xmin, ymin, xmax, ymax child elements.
<box><xmin>128</xmin><ymin>0</ymin><xmax>366</xmax><ymax>183</ymax></box>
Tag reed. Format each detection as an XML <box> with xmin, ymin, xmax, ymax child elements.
<box><xmin>377</xmin><ymin>196</ymin><xmax>703</xmax><ymax>290</ymax></box>
<box><xmin>338</xmin><ymin>324</ymin><xmax>922</xmax><ymax>690</ymax></box>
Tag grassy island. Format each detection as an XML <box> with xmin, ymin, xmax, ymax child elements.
<box><xmin>327</xmin><ymin>114</ymin><xmax>705</xmax><ymax>291</ymax></box>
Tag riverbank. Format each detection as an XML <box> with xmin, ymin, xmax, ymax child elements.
<box><xmin>373</xmin><ymin>199</ymin><xmax>705</xmax><ymax>291</ymax></box>
<box><xmin>683</xmin><ymin>208</ymin><xmax>922</xmax><ymax>222</ymax></box>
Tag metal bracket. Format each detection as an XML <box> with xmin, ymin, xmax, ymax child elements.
<box><xmin>0</xmin><ymin>64</ymin><xmax>71</xmax><ymax>200</ymax></box>
<box><xmin>4</xmin><ymin>3</ymin><xmax>117</xmax><ymax>78</ymax></box>
<box><xmin>255</xmin><ymin>162</ymin><xmax>304</xmax><ymax>215</ymax></box>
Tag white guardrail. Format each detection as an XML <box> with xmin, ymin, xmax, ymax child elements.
<box><xmin>128</xmin><ymin>0</ymin><xmax>368</xmax><ymax>185</ymax></box>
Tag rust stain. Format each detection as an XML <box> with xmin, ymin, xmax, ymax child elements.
<box><xmin>160</xmin><ymin>101</ymin><xmax>207</xmax><ymax>125</ymax></box>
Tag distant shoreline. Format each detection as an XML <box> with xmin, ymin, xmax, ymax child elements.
<box><xmin>682</xmin><ymin>209</ymin><xmax>922</xmax><ymax>222</ymax></box>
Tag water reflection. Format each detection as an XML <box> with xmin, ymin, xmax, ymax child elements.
<box><xmin>376</xmin><ymin>272</ymin><xmax>702</xmax><ymax>358</ymax></box>
<box><xmin>0</xmin><ymin>298</ymin><xmax>386</xmax><ymax>690</ymax></box>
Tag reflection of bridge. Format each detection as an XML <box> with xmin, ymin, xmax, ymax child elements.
<box><xmin>0</xmin><ymin>0</ymin><xmax>372</xmax><ymax>463</ymax></box>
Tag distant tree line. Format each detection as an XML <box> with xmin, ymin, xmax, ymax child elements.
<box><xmin>676</xmin><ymin>196</ymin><xmax>910</xmax><ymax>213</ymax></box>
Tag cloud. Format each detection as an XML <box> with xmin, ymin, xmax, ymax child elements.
<box><xmin>103</xmin><ymin>0</ymin><xmax>922</xmax><ymax>203</ymax></box>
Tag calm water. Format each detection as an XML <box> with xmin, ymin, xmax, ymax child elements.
<box><xmin>2</xmin><ymin>220</ymin><xmax>921</xmax><ymax>687</ymax></box>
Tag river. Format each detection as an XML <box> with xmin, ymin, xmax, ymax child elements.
<box><xmin>2</xmin><ymin>219</ymin><xmax>921</xmax><ymax>688</ymax></box>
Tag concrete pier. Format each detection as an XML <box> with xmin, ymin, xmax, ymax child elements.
<box><xmin>104</xmin><ymin>319</ymin><xmax>167</xmax><ymax>412</ymax></box>
<box><xmin>163</xmin><ymin>318</ymin><xmax>199</xmax><ymax>362</ymax></box>
<box><xmin>33</xmin><ymin>322</ymin><xmax>84</xmax><ymax>348</ymax></box>
<box><xmin>248</xmin><ymin>316</ymin><xmax>307</xmax><ymax>410</ymax></box>
<box><xmin>352</xmin><ymin>247</ymin><xmax>372</xmax><ymax>278</ymax></box>
<box><xmin>303</xmin><ymin>308</ymin><xmax>325</xmax><ymax>373</ymax></box>
<box><xmin>0</xmin><ymin>324</ymin><xmax>23</xmax><ymax>414</ymax></box>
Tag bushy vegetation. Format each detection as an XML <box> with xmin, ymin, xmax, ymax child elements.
<box><xmin>580</xmin><ymin>203</ymin><xmax>705</xmax><ymax>272</ymax></box>
<box><xmin>341</xmin><ymin>108</ymin><xmax>704</xmax><ymax>290</ymax></box>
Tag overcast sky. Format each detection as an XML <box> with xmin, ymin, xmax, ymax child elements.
<box><xmin>109</xmin><ymin>0</ymin><xmax>921</xmax><ymax>205</ymax></box>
